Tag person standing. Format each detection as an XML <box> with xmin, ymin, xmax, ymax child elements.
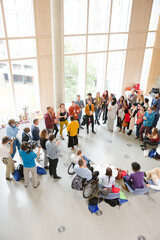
<box><xmin>93</xmin><ymin>92</ymin><xmax>103</xmax><ymax>125</ymax></box>
<box><xmin>6</xmin><ymin>119</ymin><xmax>20</xmax><ymax>158</ymax></box>
<box><xmin>69</xmin><ymin>101</ymin><xmax>80</xmax><ymax>134</ymax></box>
<box><xmin>57</xmin><ymin>103</ymin><xmax>68</xmax><ymax>140</ymax></box>
<box><xmin>31</xmin><ymin>119</ymin><xmax>40</xmax><ymax>143</ymax></box>
<box><xmin>102</xmin><ymin>90</ymin><xmax>109</xmax><ymax>124</ymax></box>
<box><xmin>0</xmin><ymin>136</ymin><xmax>15</xmax><ymax>180</ymax></box>
<box><xmin>107</xmin><ymin>97</ymin><xmax>117</xmax><ymax>132</ymax></box>
<box><xmin>85</xmin><ymin>93</ymin><xmax>94</xmax><ymax>105</ymax></box>
<box><xmin>22</xmin><ymin>127</ymin><xmax>31</xmax><ymax>142</ymax></box>
<box><xmin>127</xmin><ymin>103</ymin><xmax>138</xmax><ymax>136</ymax></box>
<box><xmin>85</xmin><ymin>99</ymin><xmax>96</xmax><ymax>134</ymax></box>
<box><xmin>75</xmin><ymin>95</ymin><xmax>85</xmax><ymax>129</ymax></box>
<box><xmin>128</xmin><ymin>88</ymin><xmax>137</xmax><ymax>105</ymax></box>
<box><xmin>46</xmin><ymin>134</ymin><xmax>61</xmax><ymax>179</ymax></box>
<box><xmin>44</xmin><ymin>106</ymin><xmax>59</xmax><ymax>137</ymax></box>
<box><xmin>20</xmin><ymin>142</ymin><xmax>41</xmax><ymax>188</ymax></box>
<box><xmin>67</xmin><ymin>115</ymin><xmax>79</xmax><ymax>150</ymax></box>
<box><xmin>135</xmin><ymin>106</ymin><xmax>145</xmax><ymax>139</ymax></box>
<box><xmin>151</xmin><ymin>93</ymin><xmax>160</xmax><ymax>111</ymax></box>
<box><xmin>40</xmin><ymin>129</ymin><xmax>49</xmax><ymax>169</ymax></box>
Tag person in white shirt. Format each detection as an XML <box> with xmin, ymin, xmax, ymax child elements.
<box><xmin>71</xmin><ymin>149</ymin><xmax>94</xmax><ymax>167</ymax></box>
<box><xmin>145</xmin><ymin>168</ymin><xmax>160</xmax><ymax>191</ymax></box>
<box><xmin>101</xmin><ymin>167</ymin><xmax>115</xmax><ymax>195</ymax></box>
<box><xmin>0</xmin><ymin>136</ymin><xmax>15</xmax><ymax>180</ymax></box>
<box><xmin>107</xmin><ymin>97</ymin><xmax>117</xmax><ymax>132</ymax></box>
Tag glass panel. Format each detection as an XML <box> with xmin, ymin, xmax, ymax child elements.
<box><xmin>140</xmin><ymin>49</ymin><xmax>153</xmax><ymax>92</ymax></box>
<box><xmin>86</xmin><ymin>53</ymin><xmax>106</xmax><ymax>96</ymax></box>
<box><xmin>149</xmin><ymin>0</ymin><xmax>160</xmax><ymax>31</ymax></box>
<box><xmin>106</xmin><ymin>51</ymin><xmax>126</xmax><ymax>98</ymax></box>
<box><xmin>64</xmin><ymin>37</ymin><xmax>86</xmax><ymax>53</ymax></box>
<box><xmin>110</xmin><ymin>0</ymin><xmax>132</xmax><ymax>33</ymax></box>
<box><xmin>146</xmin><ymin>32</ymin><xmax>156</xmax><ymax>47</ymax></box>
<box><xmin>0</xmin><ymin>62</ymin><xmax>15</xmax><ymax>121</ymax></box>
<box><xmin>88</xmin><ymin>0</ymin><xmax>111</xmax><ymax>33</ymax></box>
<box><xmin>88</xmin><ymin>35</ymin><xmax>108</xmax><ymax>52</ymax></box>
<box><xmin>64</xmin><ymin>0</ymin><xmax>87</xmax><ymax>34</ymax></box>
<box><xmin>3</xmin><ymin>0</ymin><xmax>35</xmax><ymax>37</ymax></box>
<box><xmin>9</xmin><ymin>39</ymin><xmax>36</xmax><ymax>59</ymax></box>
<box><xmin>65</xmin><ymin>55</ymin><xmax>86</xmax><ymax>103</ymax></box>
<box><xmin>0</xmin><ymin>40</ymin><xmax>8</xmax><ymax>60</ymax></box>
<box><xmin>109</xmin><ymin>34</ymin><xmax>128</xmax><ymax>50</ymax></box>
<box><xmin>11</xmin><ymin>59</ymin><xmax>39</xmax><ymax>113</ymax></box>
<box><xmin>0</xmin><ymin>2</ymin><xmax>5</xmax><ymax>38</ymax></box>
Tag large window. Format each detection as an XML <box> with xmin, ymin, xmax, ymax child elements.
<box><xmin>0</xmin><ymin>0</ymin><xmax>39</xmax><ymax>121</ymax></box>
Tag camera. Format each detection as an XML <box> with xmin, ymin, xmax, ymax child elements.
<box><xmin>9</xmin><ymin>137</ymin><xmax>16</xmax><ymax>142</ymax></box>
<box><xmin>27</xmin><ymin>140</ymin><xmax>40</xmax><ymax>153</ymax></box>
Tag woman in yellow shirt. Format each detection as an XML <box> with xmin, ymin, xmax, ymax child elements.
<box><xmin>67</xmin><ymin>115</ymin><xmax>79</xmax><ymax>150</ymax></box>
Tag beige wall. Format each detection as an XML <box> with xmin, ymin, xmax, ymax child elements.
<box><xmin>146</xmin><ymin>17</ymin><xmax>160</xmax><ymax>94</ymax></box>
<box><xmin>122</xmin><ymin>0</ymin><xmax>153</xmax><ymax>94</ymax></box>
<box><xmin>33</xmin><ymin>0</ymin><xmax>54</xmax><ymax>113</ymax></box>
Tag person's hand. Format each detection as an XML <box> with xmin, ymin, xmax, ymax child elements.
<box><xmin>56</xmin><ymin>141</ymin><xmax>60</xmax><ymax>146</ymax></box>
<box><xmin>81</xmin><ymin>105</ymin><xmax>83</xmax><ymax>108</ymax></box>
<box><xmin>15</xmin><ymin>123</ymin><xmax>19</xmax><ymax>127</ymax></box>
<box><xmin>54</xmin><ymin>119</ymin><xmax>58</xmax><ymax>124</ymax></box>
<box><xmin>146</xmin><ymin>184</ymin><xmax>150</xmax><ymax>188</ymax></box>
<box><xmin>144</xmin><ymin>116</ymin><xmax>147</xmax><ymax>120</ymax></box>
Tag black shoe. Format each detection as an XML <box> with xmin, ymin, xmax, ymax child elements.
<box><xmin>44</xmin><ymin>166</ymin><xmax>49</xmax><ymax>170</ymax></box>
<box><xmin>92</xmin><ymin>131</ymin><xmax>96</xmax><ymax>134</ymax></box>
<box><xmin>54</xmin><ymin>176</ymin><xmax>62</xmax><ymax>180</ymax></box>
<box><xmin>103</xmin><ymin>121</ymin><xmax>106</xmax><ymax>124</ymax></box>
<box><xmin>97</xmin><ymin>120</ymin><xmax>100</xmax><ymax>125</ymax></box>
<box><xmin>80</xmin><ymin>126</ymin><xmax>84</xmax><ymax>129</ymax></box>
<box><xmin>34</xmin><ymin>181</ymin><xmax>40</xmax><ymax>188</ymax></box>
<box><xmin>141</xmin><ymin>147</ymin><xmax>147</xmax><ymax>151</ymax></box>
<box><xmin>87</xmin><ymin>130</ymin><xmax>89</xmax><ymax>134</ymax></box>
<box><xmin>140</xmin><ymin>145</ymin><xmax>143</xmax><ymax>147</ymax></box>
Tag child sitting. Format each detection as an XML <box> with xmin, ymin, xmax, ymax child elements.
<box><xmin>71</xmin><ymin>149</ymin><xmax>94</xmax><ymax>167</ymax></box>
<box><xmin>122</xmin><ymin>162</ymin><xmax>144</xmax><ymax>191</ymax></box>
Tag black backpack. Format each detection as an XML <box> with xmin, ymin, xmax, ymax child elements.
<box><xmin>104</xmin><ymin>198</ymin><xmax>120</xmax><ymax>207</ymax></box>
<box><xmin>17</xmin><ymin>164</ymin><xmax>24</xmax><ymax>178</ymax></box>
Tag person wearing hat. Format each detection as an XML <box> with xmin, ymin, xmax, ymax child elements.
<box><xmin>107</xmin><ymin>97</ymin><xmax>117</xmax><ymax>132</ymax></box>
<box><xmin>6</xmin><ymin>119</ymin><xmax>20</xmax><ymax>158</ymax></box>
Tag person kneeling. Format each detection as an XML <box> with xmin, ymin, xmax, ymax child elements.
<box><xmin>67</xmin><ymin>115</ymin><xmax>79</xmax><ymax>150</ymax></box>
<box><xmin>74</xmin><ymin>159</ymin><xmax>99</xmax><ymax>182</ymax></box>
<box><xmin>20</xmin><ymin>142</ymin><xmax>41</xmax><ymax>188</ymax></box>
<box><xmin>122</xmin><ymin>162</ymin><xmax>144</xmax><ymax>191</ymax></box>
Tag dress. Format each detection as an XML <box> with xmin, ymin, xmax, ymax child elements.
<box><xmin>107</xmin><ymin>104</ymin><xmax>117</xmax><ymax>131</ymax></box>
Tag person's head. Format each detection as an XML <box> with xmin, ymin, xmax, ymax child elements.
<box><xmin>109</xmin><ymin>93</ymin><xmax>114</xmax><ymax>99</ymax></box>
<box><xmin>87</xmin><ymin>99</ymin><xmax>92</xmax><ymax>105</ymax></box>
<box><xmin>96</xmin><ymin>92</ymin><xmax>100</xmax><ymax>98</ymax></box>
<box><xmin>23</xmin><ymin>127</ymin><xmax>30</xmax><ymax>134</ymax></box>
<box><xmin>131</xmin><ymin>162</ymin><xmax>141</xmax><ymax>172</ymax></box>
<box><xmin>151</xmin><ymin>127</ymin><xmax>158</xmax><ymax>136</ymax></box>
<box><xmin>76</xmin><ymin>149</ymin><xmax>82</xmax><ymax>156</ymax></box>
<box><xmin>8</xmin><ymin>119</ymin><xmax>15</xmax><ymax>126</ymax></box>
<box><xmin>72</xmin><ymin>101</ymin><xmax>76</xmax><ymax>107</ymax></box>
<box><xmin>141</xmin><ymin>106</ymin><xmax>146</xmax><ymax>112</ymax></box>
<box><xmin>139</xmin><ymin>94</ymin><xmax>144</xmax><ymax>101</ymax></box>
<box><xmin>155</xmin><ymin>93</ymin><xmax>160</xmax><ymax>99</ymax></box>
<box><xmin>77</xmin><ymin>95</ymin><xmax>81</xmax><ymax>101</ymax></box>
<box><xmin>111</xmin><ymin>97</ymin><xmax>117</xmax><ymax>106</ymax></box>
<box><xmin>132</xmin><ymin>103</ymin><xmax>137</xmax><ymax>108</ymax></box>
<box><xmin>78</xmin><ymin>158</ymin><xmax>84</xmax><ymax>168</ymax></box>
<box><xmin>152</xmin><ymin>104</ymin><xmax>157</xmax><ymax>111</ymax></box>
<box><xmin>104</xmin><ymin>90</ymin><xmax>108</xmax><ymax>97</ymax></box>
<box><xmin>148</xmin><ymin>107</ymin><xmax>152</xmax><ymax>114</ymax></box>
<box><xmin>2</xmin><ymin>136</ymin><xmax>10</xmax><ymax>145</ymax></box>
<box><xmin>33</xmin><ymin>118</ymin><xmax>39</xmax><ymax>126</ymax></box>
<box><xmin>47</xmin><ymin>106</ymin><xmax>53</xmax><ymax>114</ymax></box>
<box><xmin>21</xmin><ymin>142</ymin><xmax>29</xmax><ymax>152</ymax></box>
<box><xmin>87</xmin><ymin>93</ymin><xmax>92</xmax><ymax>99</ymax></box>
<box><xmin>123</xmin><ymin>99</ymin><xmax>128</xmax><ymax>107</ymax></box>
<box><xmin>70</xmin><ymin>115</ymin><xmax>74</xmax><ymax>121</ymax></box>
<box><xmin>60</xmin><ymin>103</ymin><xmax>65</xmax><ymax>109</ymax></box>
<box><xmin>120</xmin><ymin>96</ymin><xmax>124</xmax><ymax>102</ymax></box>
<box><xmin>49</xmin><ymin>134</ymin><xmax>55</xmax><ymax>142</ymax></box>
<box><xmin>144</xmin><ymin>98</ymin><xmax>149</xmax><ymax>104</ymax></box>
<box><xmin>40</xmin><ymin>129</ymin><xmax>47</xmax><ymax>139</ymax></box>
<box><xmin>105</xmin><ymin>167</ymin><xmax>112</xmax><ymax>181</ymax></box>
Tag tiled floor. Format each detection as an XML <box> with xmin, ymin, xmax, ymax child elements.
<box><xmin>0</xmin><ymin>120</ymin><xmax>160</xmax><ymax>240</ymax></box>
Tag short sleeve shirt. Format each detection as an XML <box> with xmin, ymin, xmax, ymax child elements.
<box><xmin>19</xmin><ymin>150</ymin><xmax>37</xmax><ymax>168</ymax></box>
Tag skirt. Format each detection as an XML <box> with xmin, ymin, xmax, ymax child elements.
<box><xmin>68</xmin><ymin>135</ymin><xmax>78</xmax><ymax>148</ymax></box>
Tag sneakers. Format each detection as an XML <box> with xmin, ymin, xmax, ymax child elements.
<box><xmin>97</xmin><ymin>120</ymin><xmax>100</xmax><ymax>125</ymax></box>
<box><xmin>54</xmin><ymin>176</ymin><xmax>62</xmax><ymax>180</ymax></box>
<box><xmin>92</xmin><ymin>131</ymin><xmax>96</xmax><ymax>134</ymax></box>
<box><xmin>140</xmin><ymin>145</ymin><xmax>143</xmax><ymax>147</ymax></box>
<box><xmin>44</xmin><ymin>166</ymin><xmax>49</xmax><ymax>170</ymax></box>
<box><xmin>6</xmin><ymin>177</ymin><xmax>13</xmax><ymax>181</ymax></box>
<box><xmin>34</xmin><ymin>181</ymin><xmax>40</xmax><ymax>188</ymax></box>
<box><xmin>141</xmin><ymin>147</ymin><xmax>147</xmax><ymax>151</ymax></box>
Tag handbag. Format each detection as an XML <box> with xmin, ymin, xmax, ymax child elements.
<box><xmin>125</xmin><ymin>113</ymin><xmax>130</xmax><ymax>122</ymax></box>
<box><xmin>116</xmin><ymin>168</ymin><xmax>122</xmax><ymax>180</ymax></box>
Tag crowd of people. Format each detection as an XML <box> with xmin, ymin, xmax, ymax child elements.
<box><xmin>0</xmin><ymin>89</ymin><xmax>160</xmax><ymax>192</ymax></box>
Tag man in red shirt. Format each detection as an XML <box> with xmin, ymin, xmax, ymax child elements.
<box><xmin>44</xmin><ymin>107</ymin><xmax>59</xmax><ymax>137</ymax></box>
<box><xmin>69</xmin><ymin>101</ymin><xmax>80</xmax><ymax>134</ymax></box>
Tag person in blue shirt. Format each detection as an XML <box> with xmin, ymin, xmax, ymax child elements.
<box><xmin>31</xmin><ymin>119</ymin><xmax>40</xmax><ymax>142</ymax></box>
<box><xmin>6</xmin><ymin>119</ymin><xmax>20</xmax><ymax>159</ymax></box>
<box><xmin>139</xmin><ymin>107</ymin><xmax>155</xmax><ymax>141</ymax></box>
<box><xmin>151</xmin><ymin>93</ymin><xmax>160</xmax><ymax>111</ymax></box>
<box><xmin>152</xmin><ymin>105</ymin><xmax>159</xmax><ymax>128</ymax></box>
<box><xmin>75</xmin><ymin>95</ymin><xmax>85</xmax><ymax>129</ymax></box>
<box><xmin>19</xmin><ymin>142</ymin><xmax>41</xmax><ymax>188</ymax></box>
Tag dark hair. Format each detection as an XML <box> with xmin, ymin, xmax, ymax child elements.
<box><xmin>40</xmin><ymin>129</ymin><xmax>47</xmax><ymax>139</ymax></box>
<box><xmin>21</xmin><ymin>142</ymin><xmax>29</xmax><ymax>151</ymax></box>
<box><xmin>133</xmin><ymin>103</ymin><xmax>137</xmax><ymax>107</ymax></box>
<box><xmin>72</xmin><ymin>101</ymin><xmax>75</xmax><ymax>103</ymax></box>
<box><xmin>142</xmin><ymin>106</ymin><xmax>146</xmax><ymax>111</ymax></box>
<box><xmin>78</xmin><ymin>159</ymin><xmax>84</xmax><ymax>167</ymax></box>
<box><xmin>111</xmin><ymin>97</ymin><xmax>117</xmax><ymax>106</ymax></box>
<box><xmin>119</xmin><ymin>96</ymin><xmax>124</xmax><ymax>102</ymax></box>
<box><xmin>105</xmin><ymin>167</ymin><xmax>112</xmax><ymax>182</ymax></box>
<box><xmin>123</xmin><ymin>99</ymin><xmax>128</xmax><ymax>106</ymax></box>
<box><xmin>2</xmin><ymin>136</ymin><xmax>10</xmax><ymax>144</ymax></box>
<box><xmin>47</xmin><ymin>106</ymin><xmax>52</xmax><ymax>110</ymax></box>
<box><xmin>77</xmin><ymin>95</ymin><xmax>80</xmax><ymax>97</ymax></box>
<box><xmin>131</xmin><ymin>162</ymin><xmax>141</xmax><ymax>171</ymax></box>
<box><xmin>144</xmin><ymin>98</ymin><xmax>149</xmax><ymax>104</ymax></box>
<box><xmin>33</xmin><ymin>118</ymin><xmax>38</xmax><ymax>124</ymax></box>
<box><xmin>153</xmin><ymin>104</ymin><xmax>157</xmax><ymax>109</ymax></box>
<box><xmin>49</xmin><ymin>134</ymin><xmax>55</xmax><ymax>141</ymax></box>
<box><xmin>8</xmin><ymin>119</ymin><xmax>15</xmax><ymax>125</ymax></box>
<box><xmin>70</xmin><ymin>115</ymin><xmax>74</xmax><ymax>121</ymax></box>
<box><xmin>23</xmin><ymin>127</ymin><xmax>30</xmax><ymax>133</ymax></box>
<box><xmin>87</xmin><ymin>93</ymin><xmax>92</xmax><ymax>96</ymax></box>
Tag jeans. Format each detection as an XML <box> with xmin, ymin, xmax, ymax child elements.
<box><xmin>143</xmin><ymin>138</ymin><xmax>158</xmax><ymax>148</ymax></box>
<box><xmin>139</xmin><ymin>124</ymin><xmax>151</xmax><ymax>141</ymax></box>
<box><xmin>78</xmin><ymin>112</ymin><xmax>82</xmax><ymax>128</ymax></box>
<box><xmin>136</xmin><ymin>123</ymin><xmax>142</xmax><ymax>138</ymax></box>
<box><xmin>11</xmin><ymin>138</ymin><xmax>20</xmax><ymax>158</ymax></box>
<box><xmin>95</xmin><ymin>108</ymin><xmax>101</xmax><ymax>121</ymax></box>
<box><xmin>48</xmin><ymin>158</ymin><xmax>59</xmax><ymax>178</ymax></box>
<box><xmin>123</xmin><ymin>176</ymin><xmax>134</xmax><ymax>189</ymax></box>
<box><xmin>83</xmin><ymin>155</ymin><xmax>91</xmax><ymax>167</ymax></box>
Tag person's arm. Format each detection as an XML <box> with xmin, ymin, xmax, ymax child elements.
<box><xmin>36</xmin><ymin>146</ymin><xmax>41</xmax><ymax>159</ymax></box>
<box><xmin>146</xmin><ymin>184</ymin><xmax>160</xmax><ymax>190</ymax></box>
<box><xmin>147</xmin><ymin>114</ymin><xmax>155</xmax><ymax>125</ymax></box>
<box><xmin>8</xmin><ymin>140</ymin><xmax>14</xmax><ymax>154</ymax></box>
<box><xmin>81</xmin><ymin>100</ymin><xmax>85</xmax><ymax>108</ymax></box>
<box><xmin>69</xmin><ymin>107</ymin><xmax>74</xmax><ymax>116</ymax></box>
<box><xmin>85</xmin><ymin>105</ymin><xmax>89</xmax><ymax>115</ymax></box>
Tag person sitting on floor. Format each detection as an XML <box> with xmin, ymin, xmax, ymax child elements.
<box><xmin>74</xmin><ymin>159</ymin><xmax>99</xmax><ymax>182</ymax></box>
<box><xmin>145</xmin><ymin>167</ymin><xmax>160</xmax><ymax>191</ymax></box>
<box><xmin>140</xmin><ymin>127</ymin><xmax>159</xmax><ymax>150</ymax></box>
<box><xmin>100</xmin><ymin>167</ymin><xmax>115</xmax><ymax>195</ymax></box>
<box><xmin>122</xmin><ymin>162</ymin><xmax>144</xmax><ymax>191</ymax></box>
<box><xmin>67</xmin><ymin>115</ymin><xmax>79</xmax><ymax>150</ymax></box>
<box><xmin>22</xmin><ymin>127</ymin><xmax>31</xmax><ymax>142</ymax></box>
<box><xmin>71</xmin><ymin>149</ymin><xmax>94</xmax><ymax>167</ymax></box>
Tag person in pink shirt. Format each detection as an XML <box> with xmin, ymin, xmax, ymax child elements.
<box><xmin>135</xmin><ymin>105</ymin><xmax>145</xmax><ymax>139</ymax></box>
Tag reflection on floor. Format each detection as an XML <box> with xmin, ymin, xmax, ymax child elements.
<box><xmin>0</xmin><ymin>120</ymin><xmax>160</xmax><ymax>240</ymax></box>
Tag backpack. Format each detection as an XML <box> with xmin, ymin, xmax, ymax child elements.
<box><xmin>17</xmin><ymin>164</ymin><xmax>24</xmax><ymax>178</ymax></box>
<box><xmin>71</xmin><ymin>175</ymin><xmax>84</xmax><ymax>191</ymax></box>
<box><xmin>104</xmin><ymin>198</ymin><xmax>121</xmax><ymax>207</ymax></box>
